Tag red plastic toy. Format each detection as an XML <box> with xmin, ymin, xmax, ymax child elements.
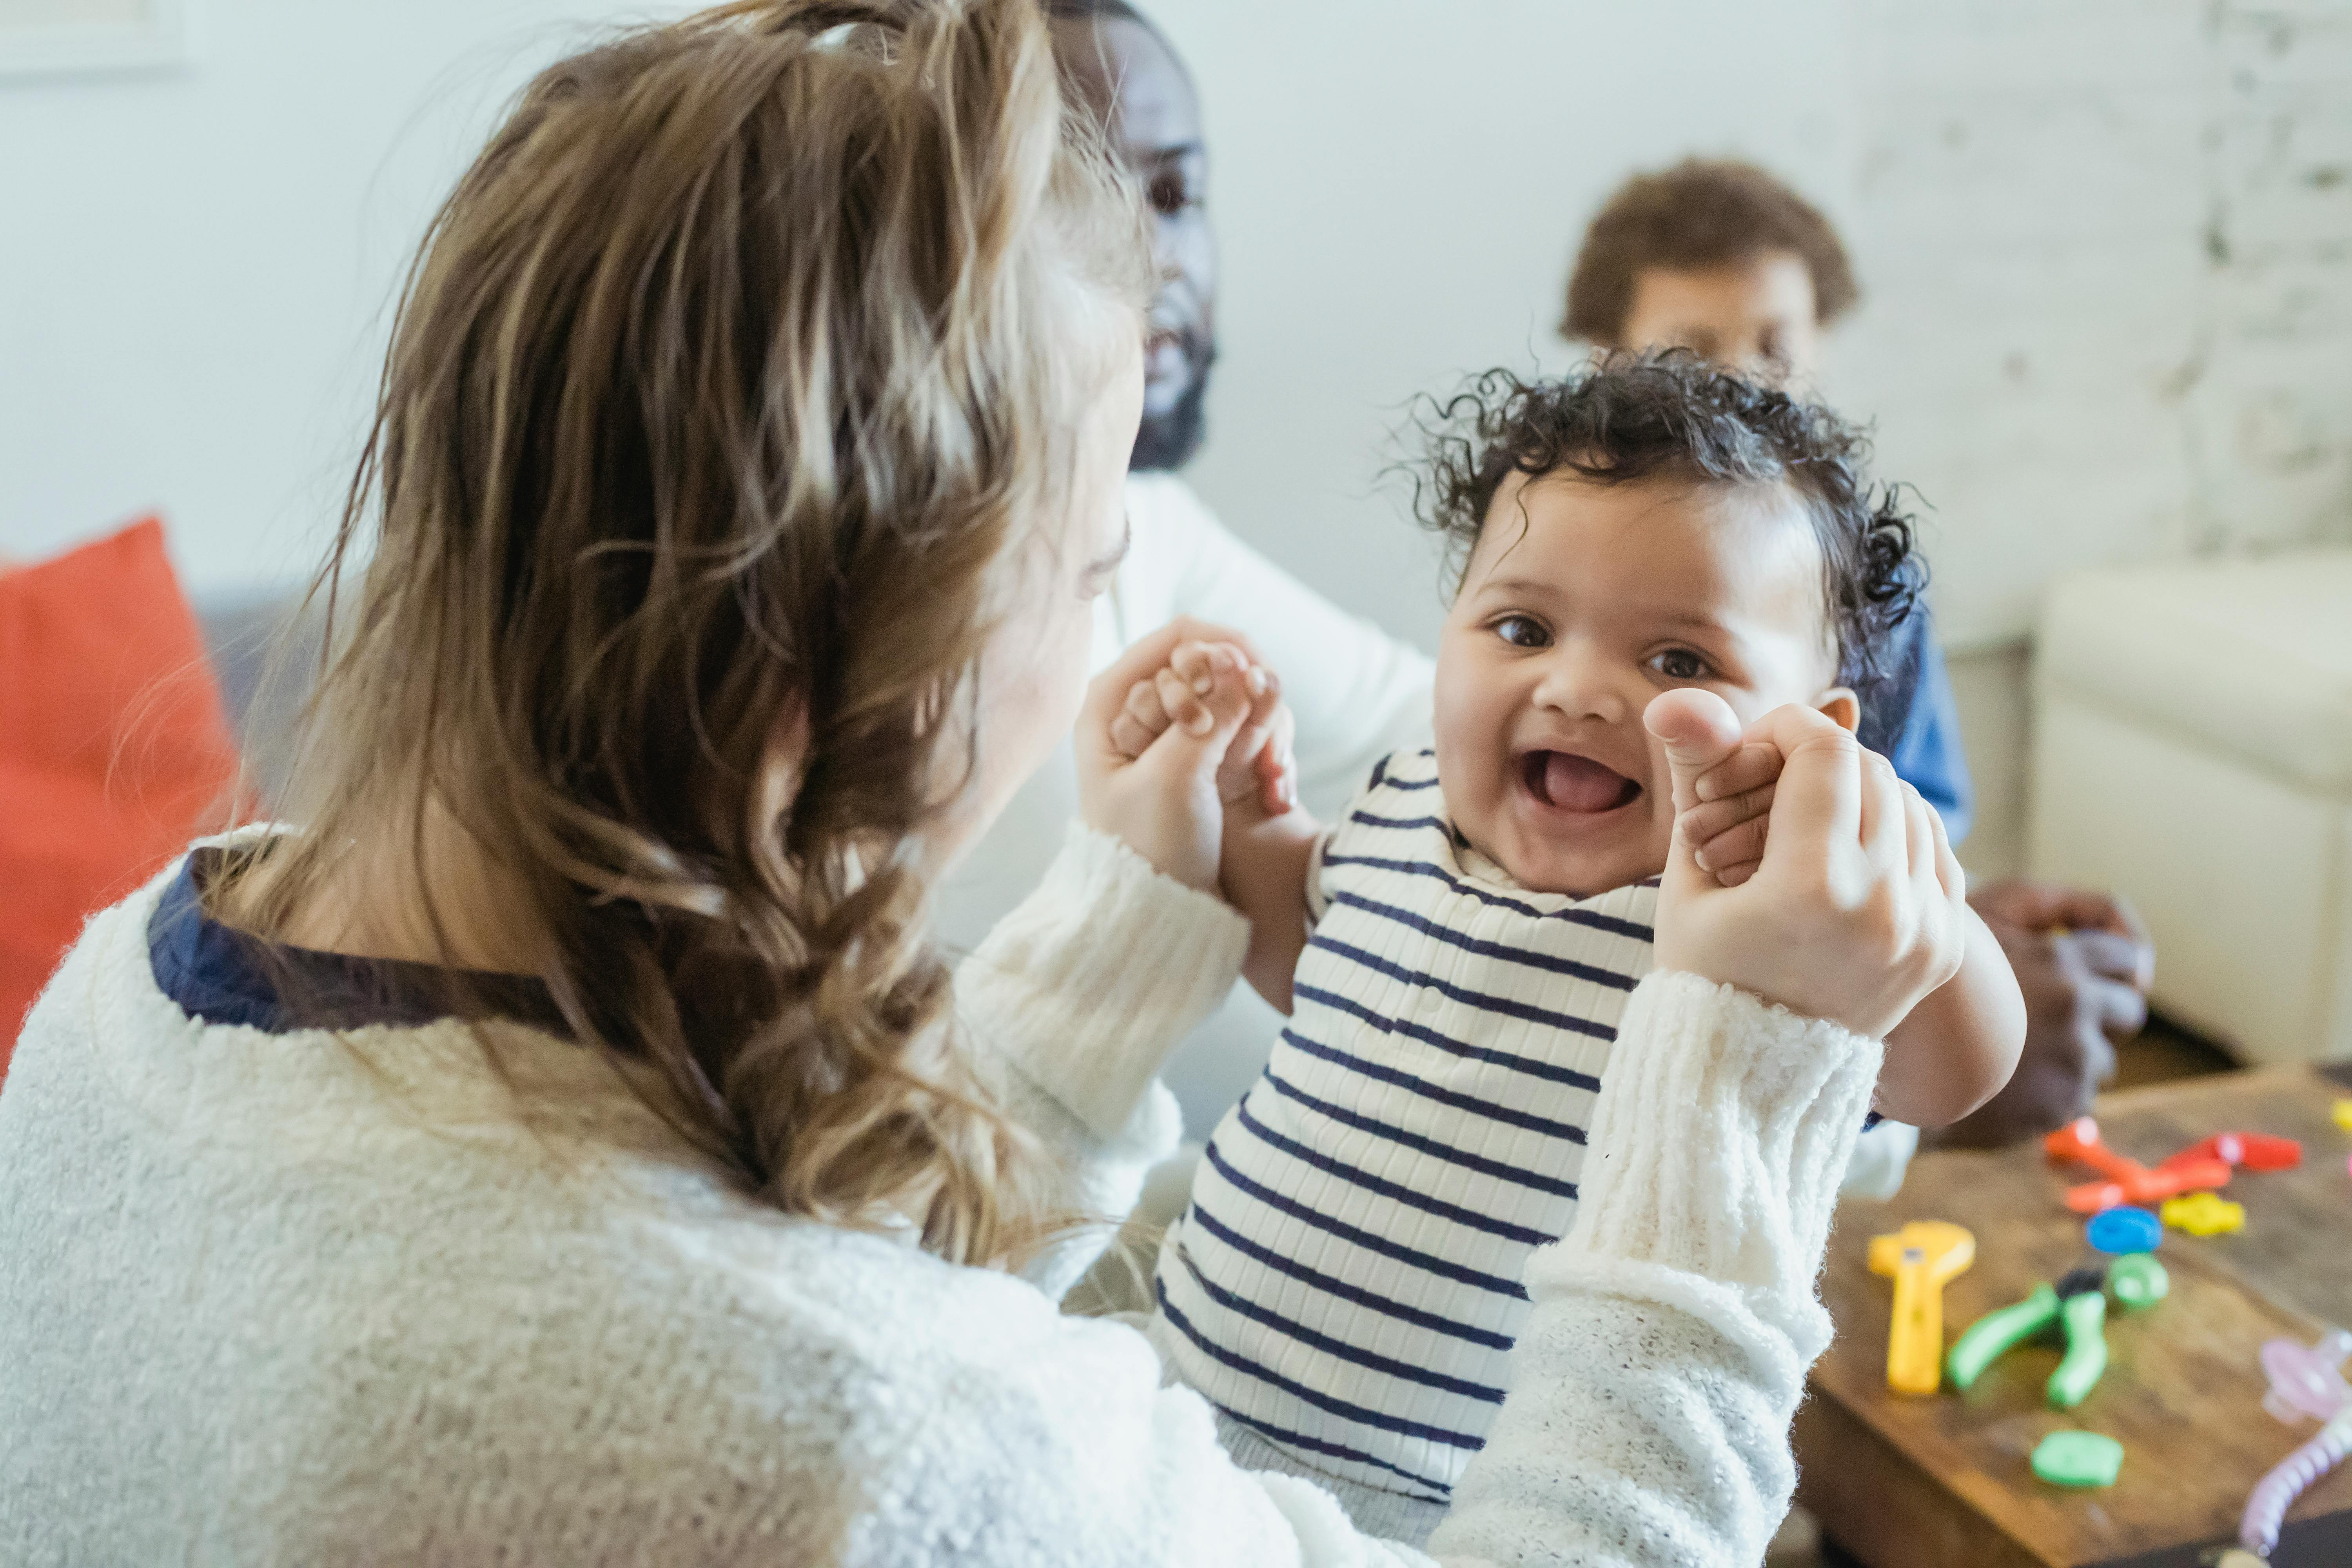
<box><xmin>2044</xmin><ymin>1117</ymin><xmax>2233</xmax><ymax>1214</ymax></box>
<box><xmin>2161</xmin><ymin>1132</ymin><xmax>2302</xmax><ymax>1173</ymax></box>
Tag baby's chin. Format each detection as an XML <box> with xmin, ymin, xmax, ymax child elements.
<box><xmin>1478</xmin><ymin>827</ymin><xmax>1663</xmax><ymax>899</ymax></box>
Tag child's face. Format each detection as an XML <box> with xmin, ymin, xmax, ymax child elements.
<box><xmin>1617</xmin><ymin>250</ymin><xmax>1822</xmax><ymax>386</ymax></box>
<box><xmin>1432</xmin><ymin>470</ymin><xmax>1852</xmax><ymax>897</ymax></box>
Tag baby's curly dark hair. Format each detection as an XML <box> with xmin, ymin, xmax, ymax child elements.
<box><xmin>1412</xmin><ymin>352</ymin><xmax>1924</xmax><ymax>734</ymax></box>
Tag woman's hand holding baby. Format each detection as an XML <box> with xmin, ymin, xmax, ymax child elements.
<box><xmin>1076</xmin><ymin>619</ymin><xmax>1285</xmax><ymax>893</ymax></box>
<box><xmin>1646</xmin><ymin>690</ymin><xmax>1971</xmax><ymax>1043</ymax></box>
<box><xmin>1105</xmin><ymin>638</ymin><xmax>1296</xmax><ymax>818</ymax></box>
<box><xmin>1097</xmin><ymin>628</ymin><xmax>1318</xmax><ymax>1010</ymax></box>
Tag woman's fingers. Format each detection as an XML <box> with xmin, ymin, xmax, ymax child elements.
<box><xmin>1154</xmin><ymin>666</ymin><xmax>1212</xmax><ymax>736</ymax></box>
<box><xmin>1644</xmin><ymin>688</ymin><xmax>1744</xmax><ymax>813</ymax></box>
<box><xmin>1109</xmin><ymin>676</ymin><xmax>1172</xmax><ymax>759</ymax></box>
<box><xmin>1692</xmin><ymin>810</ymin><xmax>1769</xmax><ymax>878</ymax></box>
<box><xmin>1928</xmin><ymin>794</ymin><xmax>1965</xmax><ymax>907</ymax></box>
<box><xmin>1079</xmin><ymin>618</ymin><xmax>1265</xmax><ymax>742</ymax></box>
<box><xmin>1742</xmin><ymin>705</ymin><xmax>1864</xmax><ymax>868</ymax></box>
<box><xmin>1681</xmin><ymin>781</ymin><xmax>1775</xmax><ymax>855</ymax></box>
<box><xmin>1854</xmin><ymin>749</ymin><xmax>1906</xmax><ymax>876</ymax></box>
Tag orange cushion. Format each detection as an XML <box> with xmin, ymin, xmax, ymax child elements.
<box><xmin>0</xmin><ymin>517</ymin><xmax>244</xmax><ymax>1069</ymax></box>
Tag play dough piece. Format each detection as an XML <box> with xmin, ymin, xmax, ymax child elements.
<box><xmin>2032</xmin><ymin>1430</ymin><xmax>2124</xmax><ymax>1488</ymax></box>
<box><xmin>2334</xmin><ymin>1098</ymin><xmax>2352</xmax><ymax>1133</ymax></box>
<box><xmin>2161</xmin><ymin>1191</ymin><xmax>2246</xmax><ymax>1236</ymax></box>
<box><xmin>2086</xmin><ymin>1205</ymin><xmax>2162</xmax><ymax>1255</ymax></box>
<box><xmin>2106</xmin><ymin>1253</ymin><xmax>2169</xmax><ymax>1311</ymax></box>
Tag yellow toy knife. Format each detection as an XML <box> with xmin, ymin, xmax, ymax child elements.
<box><xmin>1867</xmin><ymin>1221</ymin><xmax>1976</xmax><ymax>1395</ymax></box>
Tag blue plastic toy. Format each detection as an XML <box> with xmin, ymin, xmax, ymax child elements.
<box><xmin>2085</xmin><ymin>1204</ymin><xmax>2161</xmax><ymax>1256</ymax></box>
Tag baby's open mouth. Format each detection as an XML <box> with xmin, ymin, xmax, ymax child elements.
<box><xmin>1521</xmin><ymin>750</ymin><xmax>1642</xmax><ymax>814</ymax></box>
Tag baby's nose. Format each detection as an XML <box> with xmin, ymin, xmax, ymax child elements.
<box><xmin>1530</xmin><ymin>647</ymin><xmax>1635</xmax><ymax>725</ymax></box>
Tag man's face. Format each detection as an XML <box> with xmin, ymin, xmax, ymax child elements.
<box><xmin>1053</xmin><ymin>13</ymin><xmax>1215</xmax><ymax>470</ymax></box>
<box><xmin>1616</xmin><ymin>250</ymin><xmax>1822</xmax><ymax>387</ymax></box>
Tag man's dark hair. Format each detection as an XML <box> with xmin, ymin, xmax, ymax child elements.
<box><xmin>1412</xmin><ymin>354</ymin><xmax>1921</xmax><ymax>728</ymax></box>
<box><xmin>1563</xmin><ymin>160</ymin><xmax>1859</xmax><ymax>346</ymax></box>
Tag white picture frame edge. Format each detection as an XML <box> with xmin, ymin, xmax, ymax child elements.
<box><xmin>0</xmin><ymin>0</ymin><xmax>193</xmax><ymax>81</ymax></box>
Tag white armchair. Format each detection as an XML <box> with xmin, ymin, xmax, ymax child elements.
<box><xmin>2028</xmin><ymin>549</ymin><xmax>2352</xmax><ymax>1065</ymax></box>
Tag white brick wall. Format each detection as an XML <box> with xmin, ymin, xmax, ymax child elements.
<box><xmin>1842</xmin><ymin>0</ymin><xmax>2352</xmax><ymax>648</ymax></box>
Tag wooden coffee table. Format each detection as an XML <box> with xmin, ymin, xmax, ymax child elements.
<box><xmin>1797</xmin><ymin>1064</ymin><xmax>2352</xmax><ymax>1568</ymax></box>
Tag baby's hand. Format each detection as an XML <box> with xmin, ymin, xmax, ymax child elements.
<box><xmin>1107</xmin><ymin>639</ymin><xmax>1297</xmax><ymax>818</ymax></box>
<box><xmin>1078</xmin><ymin>622</ymin><xmax>1279</xmax><ymax>891</ymax></box>
<box><xmin>1646</xmin><ymin>690</ymin><xmax>1788</xmax><ymax>889</ymax></box>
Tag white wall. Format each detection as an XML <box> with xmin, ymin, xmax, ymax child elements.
<box><xmin>1838</xmin><ymin>0</ymin><xmax>2352</xmax><ymax>650</ymax></box>
<box><xmin>0</xmin><ymin>0</ymin><xmax>693</xmax><ymax>596</ymax></box>
<box><xmin>6</xmin><ymin>0</ymin><xmax>2345</xmax><ymax>718</ymax></box>
<box><xmin>0</xmin><ymin>0</ymin><xmax>1859</xmax><ymax>610</ymax></box>
<box><xmin>1155</xmin><ymin>0</ymin><xmax>1860</xmax><ymax>657</ymax></box>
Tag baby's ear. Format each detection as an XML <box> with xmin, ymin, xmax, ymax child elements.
<box><xmin>1813</xmin><ymin>687</ymin><xmax>1861</xmax><ymax>735</ymax></box>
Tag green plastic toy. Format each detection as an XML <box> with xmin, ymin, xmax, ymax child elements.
<box><xmin>2106</xmin><ymin>1252</ymin><xmax>2169</xmax><ymax>1311</ymax></box>
<box><xmin>1946</xmin><ymin>1258</ymin><xmax>2170</xmax><ymax>1409</ymax></box>
<box><xmin>2032</xmin><ymin>1430</ymin><xmax>2124</xmax><ymax>1488</ymax></box>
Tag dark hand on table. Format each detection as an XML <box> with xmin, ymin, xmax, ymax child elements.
<box><xmin>1926</xmin><ymin>880</ymin><xmax>2154</xmax><ymax>1150</ymax></box>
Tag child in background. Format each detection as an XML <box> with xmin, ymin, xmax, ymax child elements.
<box><xmin>1121</xmin><ymin>356</ymin><xmax>2025</xmax><ymax>1540</ymax></box>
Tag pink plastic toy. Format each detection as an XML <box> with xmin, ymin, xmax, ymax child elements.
<box><xmin>2259</xmin><ymin>1329</ymin><xmax>2352</xmax><ymax>1425</ymax></box>
<box><xmin>2241</xmin><ymin>1330</ymin><xmax>2352</xmax><ymax>1558</ymax></box>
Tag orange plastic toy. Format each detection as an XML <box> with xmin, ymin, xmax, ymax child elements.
<box><xmin>2045</xmin><ymin>1118</ymin><xmax>2232</xmax><ymax>1215</ymax></box>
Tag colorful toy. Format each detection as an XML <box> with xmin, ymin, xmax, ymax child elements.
<box><xmin>2085</xmin><ymin>1204</ymin><xmax>2161</xmax><ymax>1255</ymax></box>
<box><xmin>2333</xmin><ymin>1098</ymin><xmax>2352</xmax><ymax>1133</ymax></box>
<box><xmin>2105</xmin><ymin>1252</ymin><xmax>2170</xmax><ymax>1310</ymax></box>
<box><xmin>2239</xmin><ymin>1330</ymin><xmax>2352</xmax><ymax>1559</ymax></box>
<box><xmin>1868</xmin><ymin>1221</ymin><xmax>1975</xmax><ymax>1395</ymax></box>
<box><xmin>2161</xmin><ymin>1191</ymin><xmax>2247</xmax><ymax>1236</ymax></box>
<box><xmin>1946</xmin><ymin>1254</ymin><xmax>2168</xmax><ymax>1410</ymax></box>
<box><xmin>2259</xmin><ymin>1328</ymin><xmax>2352</xmax><ymax>1425</ymax></box>
<box><xmin>2032</xmin><ymin>1430</ymin><xmax>2124</xmax><ymax>1488</ymax></box>
<box><xmin>2045</xmin><ymin>1116</ymin><xmax>2231</xmax><ymax>1214</ymax></box>
<box><xmin>2162</xmin><ymin>1131</ymin><xmax>2301</xmax><ymax>1173</ymax></box>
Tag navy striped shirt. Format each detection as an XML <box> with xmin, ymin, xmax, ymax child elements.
<box><xmin>1155</xmin><ymin>748</ymin><xmax>1657</xmax><ymax>1504</ymax></box>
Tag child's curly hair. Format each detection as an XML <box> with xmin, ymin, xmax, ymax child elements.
<box><xmin>1412</xmin><ymin>352</ymin><xmax>1924</xmax><ymax>733</ymax></box>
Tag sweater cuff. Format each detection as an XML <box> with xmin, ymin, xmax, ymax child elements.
<box><xmin>1564</xmin><ymin>970</ymin><xmax>1883</xmax><ymax>1296</ymax></box>
<box><xmin>960</xmin><ymin>824</ymin><xmax>1249</xmax><ymax>1141</ymax></box>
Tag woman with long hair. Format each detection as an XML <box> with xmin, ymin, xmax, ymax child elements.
<box><xmin>0</xmin><ymin>4</ymin><xmax>1967</xmax><ymax>1563</ymax></box>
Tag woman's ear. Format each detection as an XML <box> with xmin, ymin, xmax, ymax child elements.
<box><xmin>1813</xmin><ymin>686</ymin><xmax>1861</xmax><ymax>735</ymax></box>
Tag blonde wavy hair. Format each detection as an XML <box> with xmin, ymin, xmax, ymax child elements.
<box><xmin>217</xmin><ymin>0</ymin><xmax>1153</xmax><ymax>1268</ymax></box>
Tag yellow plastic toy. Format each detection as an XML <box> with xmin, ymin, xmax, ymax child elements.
<box><xmin>1868</xmin><ymin>1221</ymin><xmax>1976</xmax><ymax>1395</ymax></box>
<box><xmin>2332</xmin><ymin>1098</ymin><xmax>2352</xmax><ymax>1134</ymax></box>
<box><xmin>2161</xmin><ymin>1191</ymin><xmax>2246</xmax><ymax>1236</ymax></box>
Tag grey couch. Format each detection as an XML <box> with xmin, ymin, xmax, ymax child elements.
<box><xmin>194</xmin><ymin>591</ymin><xmax>318</xmax><ymax>808</ymax></box>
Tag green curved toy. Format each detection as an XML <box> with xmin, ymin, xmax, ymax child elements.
<box><xmin>2047</xmin><ymin>1290</ymin><xmax>2109</xmax><ymax>1409</ymax></box>
<box><xmin>1947</xmin><ymin>1284</ymin><xmax>2059</xmax><ymax>1392</ymax></box>
<box><xmin>1945</xmin><ymin>1268</ymin><xmax>2127</xmax><ymax>1409</ymax></box>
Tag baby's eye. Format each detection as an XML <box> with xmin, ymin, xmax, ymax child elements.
<box><xmin>1650</xmin><ymin>648</ymin><xmax>1710</xmax><ymax>681</ymax></box>
<box><xmin>1493</xmin><ymin>615</ymin><xmax>1550</xmax><ymax>649</ymax></box>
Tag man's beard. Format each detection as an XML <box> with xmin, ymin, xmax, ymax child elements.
<box><xmin>1129</xmin><ymin>345</ymin><xmax>1214</xmax><ymax>472</ymax></box>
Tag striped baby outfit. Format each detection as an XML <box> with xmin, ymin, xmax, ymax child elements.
<box><xmin>1154</xmin><ymin>746</ymin><xmax>1657</xmax><ymax>1506</ymax></box>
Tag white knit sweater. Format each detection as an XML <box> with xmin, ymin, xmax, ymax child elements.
<box><xmin>0</xmin><ymin>825</ymin><xmax>1878</xmax><ymax>1567</ymax></box>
